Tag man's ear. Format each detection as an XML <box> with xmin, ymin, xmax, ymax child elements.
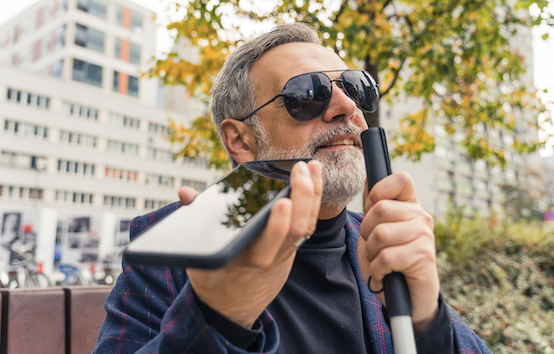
<box><xmin>220</xmin><ymin>119</ymin><xmax>257</xmax><ymax>164</ymax></box>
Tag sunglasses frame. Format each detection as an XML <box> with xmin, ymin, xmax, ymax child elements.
<box><xmin>237</xmin><ymin>69</ymin><xmax>379</xmax><ymax>122</ymax></box>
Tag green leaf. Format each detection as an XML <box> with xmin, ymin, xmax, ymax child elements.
<box><xmin>542</xmin><ymin>33</ymin><xmax>549</xmax><ymax>40</ymax></box>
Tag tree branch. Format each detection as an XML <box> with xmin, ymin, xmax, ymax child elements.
<box><xmin>380</xmin><ymin>57</ymin><xmax>407</xmax><ymax>97</ymax></box>
<box><xmin>333</xmin><ymin>0</ymin><xmax>348</xmax><ymax>24</ymax></box>
<box><xmin>382</xmin><ymin>0</ymin><xmax>393</xmax><ymax>12</ymax></box>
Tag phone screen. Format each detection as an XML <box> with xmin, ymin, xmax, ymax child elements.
<box><xmin>124</xmin><ymin>160</ymin><xmax>304</xmax><ymax>268</ymax></box>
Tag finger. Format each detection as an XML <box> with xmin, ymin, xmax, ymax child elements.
<box><xmin>245</xmin><ymin>198</ymin><xmax>293</xmax><ymax>268</ymax></box>
<box><xmin>364</xmin><ymin>172</ymin><xmax>418</xmax><ymax>214</ymax></box>
<box><xmin>367</xmin><ymin>237</ymin><xmax>436</xmax><ymax>291</ymax></box>
<box><xmin>360</xmin><ymin>200</ymin><xmax>433</xmax><ymax>240</ymax></box>
<box><xmin>362</xmin><ymin>179</ymin><xmax>369</xmax><ymax>210</ymax></box>
<box><xmin>306</xmin><ymin>160</ymin><xmax>323</xmax><ymax>224</ymax></box>
<box><xmin>286</xmin><ymin>161</ymin><xmax>318</xmax><ymax>242</ymax></box>
<box><xmin>178</xmin><ymin>186</ymin><xmax>199</xmax><ymax>205</ymax></box>
<box><xmin>363</xmin><ymin>218</ymin><xmax>435</xmax><ymax>264</ymax></box>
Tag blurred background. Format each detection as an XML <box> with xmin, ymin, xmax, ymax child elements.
<box><xmin>0</xmin><ymin>0</ymin><xmax>553</xmax><ymax>351</ymax></box>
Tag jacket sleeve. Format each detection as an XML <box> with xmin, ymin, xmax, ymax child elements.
<box><xmin>92</xmin><ymin>203</ymin><xmax>280</xmax><ymax>354</ymax></box>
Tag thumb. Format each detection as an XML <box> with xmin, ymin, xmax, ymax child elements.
<box><xmin>178</xmin><ymin>186</ymin><xmax>199</xmax><ymax>206</ymax></box>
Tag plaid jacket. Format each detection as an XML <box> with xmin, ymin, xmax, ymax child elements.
<box><xmin>94</xmin><ymin>202</ymin><xmax>491</xmax><ymax>354</ymax></box>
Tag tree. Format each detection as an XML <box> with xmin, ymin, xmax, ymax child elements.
<box><xmin>152</xmin><ymin>0</ymin><xmax>554</xmax><ymax>169</ymax></box>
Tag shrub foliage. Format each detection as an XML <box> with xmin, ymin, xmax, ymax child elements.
<box><xmin>436</xmin><ymin>217</ymin><xmax>554</xmax><ymax>353</ymax></box>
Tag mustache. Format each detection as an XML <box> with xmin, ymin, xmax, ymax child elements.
<box><xmin>307</xmin><ymin>125</ymin><xmax>365</xmax><ymax>156</ymax></box>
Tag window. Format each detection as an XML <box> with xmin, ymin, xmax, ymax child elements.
<box><xmin>107</xmin><ymin>140</ymin><xmax>139</xmax><ymax>156</ymax></box>
<box><xmin>1</xmin><ymin>151</ymin><xmax>45</xmax><ymax>170</ymax></box>
<box><xmin>7</xmin><ymin>88</ymin><xmax>49</xmax><ymax>109</ymax></box>
<box><xmin>114</xmin><ymin>38</ymin><xmax>122</xmax><ymax>59</ymax></box>
<box><xmin>435</xmin><ymin>146</ymin><xmax>447</xmax><ymax>159</ymax></box>
<box><xmin>113</xmin><ymin>71</ymin><xmax>139</xmax><ymax>97</ymax></box>
<box><xmin>147</xmin><ymin>148</ymin><xmax>173</xmax><ymax>161</ymax></box>
<box><xmin>503</xmin><ymin>134</ymin><xmax>514</xmax><ymax>145</ymax></box>
<box><xmin>116</xmin><ymin>5</ymin><xmax>125</xmax><ymax>27</ymax></box>
<box><xmin>59</xmin><ymin>130</ymin><xmax>97</xmax><ymax>148</ymax></box>
<box><xmin>182</xmin><ymin>157</ymin><xmax>209</xmax><ymax>167</ymax></box>
<box><xmin>182</xmin><ymin>179</ymin><xmax>207</xmax><ymax>192</ymax></box>
<box><xmin>144</xmin><ymin>199</ymin><xmax>171</xmax><ymax>210</ymax></box>
<box><xmin>4</xmin><ymin>120</ymin><xmax>48</xmax><ymax>139</ymax></box>
<box><xmin>54</xmin><ymin>25</ymin><xmax>66</xmax><ymax>52</ymax></box>
<box><xmin>104</xmin><ymin>167</ymin><xmax>138</xmax><ymax>182</ymax></box>
<box><xmin>6</xmin><ymin>88</ymin><xmax>22</xmax><ymax>102</ymax></box>
<box><xmin>35</xmin><ymin>8</ymin><xmax>44</xmax><ymax>30</ymax></box>
<box><xmin>0</xmin><ymin>151</ymin><xmax>17</xmax><ymax>167</ymax></box>
<box><xmin>130</xmin><ymin>43</ymin><xmax>141</xmax><ymax>64</ymax></box>
<box><xmin>62</xmin><ymin>101</ymin><xmax>99</xmax><ymax>120</ymax></box>
<box><xmin>77</xmin><ymin>0</ymin><xmax>107</xmax><ymax>19</ymax></box>
<box><xmin>33</xmin><ymin>39</ymin><xmax>42</xmax><ymax>62</ymax></box>
<box><xmin>109</xmin><ymin>112</ymin><xmax>140</xmax><ymax>129</ymax></box>
<box><xmin>459</xmin><ymin>175</ymin><xmax>473</xmax><ymax>188</ymax></box>
<box><xmin>75</xmin><ymin>24</ymin><xmax>105</xmax><ymax>53</ymax></box>
<box><xmin>104</xmin><ymin>195</ymin><xmax>135</xmax><ymax>209</ymax></box>
<box><xmin>146</xmin><ymin>174</ymin><xmax>174</xmax><ymax>188</ymax></box>
<box><xmin>13</xmin><ymin>24</ymin><xmax>21</xmax><ymax>44</ymax></box>
<box><xmin>131</xmin><ymin>10</ymin><xmax>143</xmax><ymax>31</ymax></box>
<box><xmin>55</xmin><ymin>1</ymin><xmax>68</xmax><ymax>19</ymax></box>
<box><xmin>476</xmin><ymin>180</ymin><xmax>488</xmax><ymax>191</ymax></box>
<box><xmin>114</xmin><ymin>38</ymin><xmax>141</xmax><ymax>65</ymax></box>
<box><xmin>0</xmin><ymin>185</ymin><xmax>43</xmax><ymax>201</ymax></box>
<box><xmin>148</xmin><ymin>122</ymin><xmax>167</xmax><ymax>134</ymax></box>
<box><xmin>474</xmin><ymin>160</ymin><xmax>486</xmax><ymax>171</ymax></box>
<box><xmin>27</xmin><ymin>94</ymin><xmax>50</xmax><ymax>109</ymax></box>
<box><xmin>52</xmin><ymin>59</ymin><xmax>63</xmax><ymax>77</ymax></box>
<box><xmin>72</xmin><ymin>59</ymin><xmax>103</xmax><ymax>87</ymax></box>
<box><xmin>55</xmin><ymin>190</ymin><xmax>93</xmax><ymax>205</ymax></box>
<box><xmin>116</xmin><ymin>6</ymin><xmax>143</xmax><ymax>32</ymax></box>
<box><xmin>57</xmin><ymin>159</ymin><xmax>95</xmax><ymax>176</ymax></box>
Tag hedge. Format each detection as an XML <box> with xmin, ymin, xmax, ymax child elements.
<box><xmin>436</xmin><ymin>218</ymin><xmax>554</xmax><ymax>353</ymax></box>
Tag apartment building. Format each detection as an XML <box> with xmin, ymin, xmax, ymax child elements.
<box><xmin>0</xmin><ymin>0</ymin><xmax>159</xmax><ymax>104</ymax></box>
<box><xmin>0</xmin><ymin>0</ymin><xmax>218</xmax><ymax>221</ymax></box>
<box><xmin>379</xmin><ymin>25</ymin><xmax>542</xmax><ymax>220</ymax></box>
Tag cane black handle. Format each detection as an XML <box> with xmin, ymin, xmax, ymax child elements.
<box><xmin>361</xmin><ymin>128</ymin><xmax>416</xmax><ymax>353</ymax></box>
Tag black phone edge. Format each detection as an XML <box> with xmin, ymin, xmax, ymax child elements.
<box><xmin>123</xmin><ymin>185</ymin><xmax>292</xmax><ymax>269</ymax></box>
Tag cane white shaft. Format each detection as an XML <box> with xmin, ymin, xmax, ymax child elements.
<box><xmin>390</xmin><ymin>316</ymin><xmax>417</xmax><ymax>354</ymax></box>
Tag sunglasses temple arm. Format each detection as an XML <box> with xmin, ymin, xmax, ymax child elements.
<box><xmin>238</xmin><ymin>94</ymin><xmax>283</xmax><ymax>122</ymax></box>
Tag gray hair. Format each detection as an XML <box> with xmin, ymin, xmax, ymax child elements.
<box><xmin>210</xmin><ymin>22</ymin><xmax>321</xmax><ymax>166</ymax></box>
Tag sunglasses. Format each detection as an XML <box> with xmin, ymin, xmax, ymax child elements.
<box><xmin>238</xmin><ymin>69</ymin><xmax>379</xmax><ymax>122</ymax></box>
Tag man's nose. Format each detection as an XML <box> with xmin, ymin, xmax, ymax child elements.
<box><xmin>321</xmin><ymin>82</ymin><xmax>358</xmax><ymax>123</ymax></box>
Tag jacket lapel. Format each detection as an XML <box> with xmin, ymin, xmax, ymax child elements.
<box><xmin>346</xmin><ymin>211</ymin><xmax>394</xmax><ymax>354</ymax></box>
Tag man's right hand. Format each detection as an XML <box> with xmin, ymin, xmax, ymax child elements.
<box><xmin>177</xmin><ymin>160</ymin><xmax>323</xmax><ymax>329</ymax></box>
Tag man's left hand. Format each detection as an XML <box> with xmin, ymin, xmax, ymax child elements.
<box><xmin>358</xmin><ymin>172</ymin><xmax>439</xmax><ymax>336</ymax></box>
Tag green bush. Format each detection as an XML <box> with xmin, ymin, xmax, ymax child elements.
<box><xmin>436</xmin><ymin>217</ymin><xmax>554</xmax><ymax>353</ymax></box>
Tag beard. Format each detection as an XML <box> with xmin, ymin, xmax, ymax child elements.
<box><xmin>254</xmin><ymin>123</ymin><xmax>366</xmax><ymax>209</ymax></box>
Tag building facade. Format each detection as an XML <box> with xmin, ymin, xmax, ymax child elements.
<box><xmin>378</xmin><ymin>24</ymin><xmax>543</xmax><ymax>220</ymax></box>
<box><xmin>0</xmin><ymin>65</ymin><xmax>215</xmax><ymax>220</ymax></box>
<box><xmin>0</xmin><ymin>0</ymin><xmax>159</xmax><ymax>104</ymax></box>
<box><xmin>0</xmin><ymin>0</ymin><xmax>218</xmax><ymax>222</ymax></box>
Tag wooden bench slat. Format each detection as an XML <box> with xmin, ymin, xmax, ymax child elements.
<box><xmin>64</xmin><ymin>286</ymin><xmax>112</xmax><ymax>354</ymax></box>
<box><xmin>0</xmin><ymin>288</ymin><xmax>65</xmax><ymax>354</ymax></box>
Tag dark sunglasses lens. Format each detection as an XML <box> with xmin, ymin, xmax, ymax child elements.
<box><xmin>341</xmin><ymin>70</ymin><xmax>379</xmax><ymax>113</ymax></box>
<box><xmin>282</xmin><ymin>73</ymin><xmax>332</xmax><ymax>121</ymax></box>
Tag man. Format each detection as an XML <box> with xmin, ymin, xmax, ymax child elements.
<box><xmin>94</xmin><ymin>23</ymin><xmax>491</xmax><ymax>353</ymax></box>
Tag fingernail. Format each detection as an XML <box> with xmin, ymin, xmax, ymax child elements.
<box><xmin>312</xmin><ymin>161</ymin><xmax>322</xmax><ymax>179</ymax></box>
<box><xmin>297</xmin><ymin>162</ymin><xmax>309</xmax><ymax>176</ymax></box>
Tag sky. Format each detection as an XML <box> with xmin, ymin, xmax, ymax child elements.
<box><xmin>1</xmin><ymin>0</ymin><xmax>554</xmax><ymax>155</ymax></box>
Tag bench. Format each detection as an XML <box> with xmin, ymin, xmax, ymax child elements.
<box><xmin>0</xmin><ymin>286</ymin><xmax>112</xmax><ymax>354</ymax></box>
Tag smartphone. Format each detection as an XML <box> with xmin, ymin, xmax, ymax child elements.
<box><xmin>123</xmin><ymin>159</ymin><xmax>308</xmax><ymax>269</ymax></box>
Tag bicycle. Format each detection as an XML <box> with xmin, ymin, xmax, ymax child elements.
<box><xmin>6</xmin><ymin>242</ymin><xmax>51</xmax><ymax>288</ymax></box>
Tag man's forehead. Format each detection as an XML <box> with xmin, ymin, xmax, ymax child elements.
<box><xmin>251</xmin><ymin>42</ymin><xmax>347</xmax><ymax>90</ymax></box>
